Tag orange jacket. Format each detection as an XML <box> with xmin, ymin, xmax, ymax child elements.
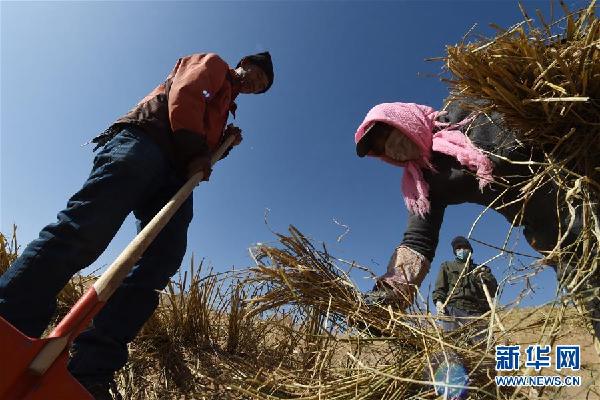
<box><xmin>107</xmin><ymin>53</ymin><xmax>238</xmax><ymax>174</ymax></box>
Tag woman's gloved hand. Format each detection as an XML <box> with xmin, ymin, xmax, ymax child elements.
<box><xmin>364</xmin><ymin>245</ymin><xmax>431</xmax><ymax>309</ymax></box>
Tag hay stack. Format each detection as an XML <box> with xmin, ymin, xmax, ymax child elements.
<box><xmin>445</xmin><ymin>0</ymin><xmax>600</xmax><ymax>179</ymax></box>
<box><xmin>444</xmin><ymin>0</ymin><xmax>600</xmax><ymax>357</ymax></box>
<box><xmin>2</xmin><ymin>224</ymin><xmax>596</xmax><ymax>399</ymax></box>
<box><xmin>242</xmin><ymin>226</ymin><xmax>505</xmax><ymax>400</ymax></box>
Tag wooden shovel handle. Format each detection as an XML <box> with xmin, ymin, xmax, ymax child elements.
<box><xmin>93</xmin><ymin>133</ymin><xmax>237</xmax><ymax>301</ymax></box>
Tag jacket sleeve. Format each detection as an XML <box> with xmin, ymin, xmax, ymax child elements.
<box><xmin>432</xmin><ymin>262</ymin><xmax>448</xmax><ymax>303</ymax></box>
<box><xmin>167</xmin><ymin>54</ymin><xmax>229</xmax><ymax>163</ymax></box>
<box><xmin>400</xmin><ymin>199</ymin><xmax>446</xmax><ymax>262</ymax></box>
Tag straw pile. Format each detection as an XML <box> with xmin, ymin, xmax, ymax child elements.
<box><xmin>445</xmin><ymin>0</ymin><xmax>600</xmax><ymax>179</ymax></box>
<box><xmin>443</xmin><ymin>0</ymin><xmax>600</xmax><ymax>357</ymax></box>
<box><xmin>1</xmin><ymin>3</ymin><xmax>599</xmax><ymax>399</ymax></box>
<box><xmin>237</xmin><ymin>226</ymin><xmax>504</xmax><ymax>400</ymax></box>
<box><xmin>1</xmin><ymin>222</ymin><xmax>598</xmax><ymax>399</ymax></box>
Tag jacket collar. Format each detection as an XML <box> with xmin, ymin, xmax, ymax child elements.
<box><xmin>226</xmin><ymin>70</ymin><xmax>240</xmax><ymax>118</ymax></box>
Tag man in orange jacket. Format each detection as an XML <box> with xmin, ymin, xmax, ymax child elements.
<box><xmin>0</xmin><ymin>51</ymin><xmax>273</xmax><ymax>399</ymax></box>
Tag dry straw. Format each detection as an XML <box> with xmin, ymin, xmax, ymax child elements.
<box><xmin>445</xmin><ymin>0</ymin><xmax>599</xmax><ymax>179</ymax></box>
<box><xmin>443</xmin><ymin>0</ymin><xmax>600</xmax><ymax>359</ymax></box>
<box><xmin>1</xmin><ymin>2</ymin><xmax>599</xmax><ymax>399</ymax></box>
<box><xmin>0</xmin><ymin>226</ymin><xmax>595</xmax><ymax>399</ymax></box>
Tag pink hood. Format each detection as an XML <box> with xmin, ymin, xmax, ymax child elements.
<box><xmin>355</xmin><ymin>102</ymin><xmax>494</xmax><ymax>217</ymax></box>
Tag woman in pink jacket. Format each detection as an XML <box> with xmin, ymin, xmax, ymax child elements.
<box><xmin>354</xmin><ymin>100</ymin><xmax>596</xmax><ymax>337</ymax></box>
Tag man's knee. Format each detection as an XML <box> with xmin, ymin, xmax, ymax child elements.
<box><xmin>129</xmin><ymin>234</ymin><xmax>189</xmax><ymax>291</ymax></box>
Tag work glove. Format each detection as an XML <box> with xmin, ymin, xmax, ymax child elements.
<box><xmin>473</xmin><ymin>265</ymin><xmax>487</xmax><ymax>276</ymax></box>
<box><xmin>364</xmin><ymin>245</ymin><xmax>431</xmax><ymax>309</ymax></box>
<box><xmin>363</xmin><ymin>283</ymin><xmax>396</xmax><ymax>306</ymax></box>
<box><xmin>217</xmin><ymin>124</ymin><xmax>244</xmax><ymax>161</ymax></box>
<box><xmin>186</xmin><ymin>155</ymin><xmax>212</xmax><ymax>181</ymax></box>
<box><xmin>223</xmin><ymin>124</ymin><xmax>243</xmax><ymax>146</ymax></box>
<box><xmin>186</xmin><ymin>124</ymin><xmax>244</xmax><ymax>180</ymax></box>
<box><xmin>472</xmin><ymin>265</ymin><xmax>493</xmax><ymax>284</ymax></box>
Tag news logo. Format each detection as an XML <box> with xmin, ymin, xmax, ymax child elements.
<box><xmin>494</xmin><ymin>345</ymin><xmax>581</xmax><ymax>387</ymax></box>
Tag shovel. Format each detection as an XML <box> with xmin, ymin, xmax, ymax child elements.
<box><xmin>0</xmin><ymin>133</ymin><xmax>237</xmax><ymax>400</ymax></box>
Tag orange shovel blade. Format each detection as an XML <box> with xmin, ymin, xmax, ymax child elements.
<box><xmin>0</xmin><ymin>317</ymin><xmax>92</xmax><ymax>400</ymax></box>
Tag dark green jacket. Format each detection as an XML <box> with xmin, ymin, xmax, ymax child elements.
<box><xmin>432</xmin><ymin>260</ymin><xmax>498</xmax><ymax>313</ymax></box>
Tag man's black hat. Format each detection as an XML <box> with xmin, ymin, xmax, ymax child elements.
<box><xmin>238</xmin><ymin>51</ymin><xmax>274</xmax><ymax>93</ymax></box>
<box><xmin>451</xmin><ymin>236</ymin><xmax>473</xmax><ymax>251</ymax></box>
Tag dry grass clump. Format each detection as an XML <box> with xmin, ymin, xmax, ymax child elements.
<box><xmin>113</xmin><ymin>247</ymin><xmax>375</xmax><ymax>399</ymax></box>
<box><xmin>0</xmin><ymin>225</ymin><xmax>18</xmax><ymax>274</ymax></box>
<box><xmin>246</xmin><ymin>226</ymin><xmax>417</xmax><ymax>340</ymax></box>
<box><xmin>2</xmin><ymin>224</ymin><xmax>599</xmax><ymax>399</ymax></box>
<box><xmin>445</xmin><ymin>0</ymin><xmax>600</xmax><ymax>178</ymax></box>
<box><xmin>237</xmin><ymin>226</ymin><xmax>505</xmax><ymax>400</ymax></box>
<box><xmin>443</xmin><ymin>0</ymin><xmax>600</xmax><ymax>358</ymax></box>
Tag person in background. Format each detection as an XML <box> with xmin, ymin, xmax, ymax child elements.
<box><xmin>433</xmin><ymin>236</ymin><xmax>497</xmax><ymax>342</ymax></box>
<box><xmin>353</xmin><ymin>99</ymin><xmax>597</xmax><ymax>342</ymax></box>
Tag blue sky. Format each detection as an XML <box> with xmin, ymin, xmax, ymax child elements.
<box><xmin>1</xmin><ymin>1</ymin><xmax>583</xmax><ymax>308</ymax></box>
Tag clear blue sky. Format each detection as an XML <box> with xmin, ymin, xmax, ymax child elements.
<box><xmin>2</xmin><ymin>1</ymin><xmax>584</xmax><ymax>308</ymax></box>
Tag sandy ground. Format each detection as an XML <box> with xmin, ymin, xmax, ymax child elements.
<box><xmin>498</xmin><ymin>306</ymin><xmax>600</xmax><ymax>399</ymax></box>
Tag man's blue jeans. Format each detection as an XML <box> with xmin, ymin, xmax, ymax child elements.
<box><xmin>441</xmin><ymin>305</ymin><xmax>487</xmax><ymax>344</ymax></box>
<box><xmin>0</xmin><ymin>127</ymin><xmax>193</xmax><ymax>382</ymax></box>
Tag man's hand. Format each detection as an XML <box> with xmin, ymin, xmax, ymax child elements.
<box><xmin>187</xmin><ymin>155</ymin><xmax>212</xmax><ymax>181</ymax></box>
<box><xmin>436</xmin><ymin>301</ymin><xmax>445</xmax><ymax>315</ymax></box>
<box><xmin>224</xmin><ymin>124</ymin><xmax>243</xmax><ymax>146</ymax></box>
<box><xmin>473</xmin><ymin>265</ymin><xmax>491</xmax><ymax>279</ymax></box>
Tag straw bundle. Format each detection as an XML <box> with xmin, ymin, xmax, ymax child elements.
<box><xmin>246</xmin><ymin>226</ymin><xmax>416</xmax><ymax>339</ymax></box>
<box><xmin>240</xmin><ymin>226</ymin><xmax>507</xmax><ymax>400</ymax></box>
<box><xmin>444</xmin><ymin>1</ymin><xmax>600</xmax><ymax>358</ymax></box>
<box><xmin>2</xmin><ymin>224</ymin><xmax>598</xmax><ymax>398</ymax></box>
<box><xmin>445</xmin><ymin>0</ymin><xmax>600</xmax><ymax>179</ymax></box>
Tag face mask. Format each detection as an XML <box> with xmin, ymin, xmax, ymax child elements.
<box><xmin>455</xmin><ymin>248</ymin><xmax>471</xmax><ymax>261</ymax></box>
<box><xmin>384</xmin><ymin>130</ymin><xmax>420</xmax><ymax>162</ymax></box>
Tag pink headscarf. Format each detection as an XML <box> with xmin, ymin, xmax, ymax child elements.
<box><xmin>355</xmin><ymin>102</ymin><xmax>494</xmax><ymax>218</ymax></box>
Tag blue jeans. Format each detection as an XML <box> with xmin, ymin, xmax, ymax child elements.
<box><xmin>441</xmin><ymin>305</ymin><xmax>487</xmax><ymax>344</ymax></box>
<box><xmin>0</xmin><ymin>127</ymin><xmax>193</xmax><ymax>381</ymax></box>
